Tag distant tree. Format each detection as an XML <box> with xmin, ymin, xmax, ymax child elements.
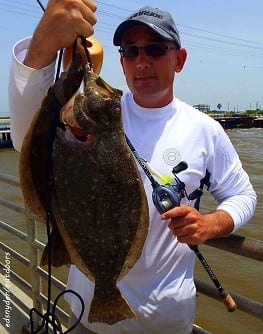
<box><xmin>217</xmin><ymin>103</ymin><xmax>222</xmax><ymax>111</ymax></box>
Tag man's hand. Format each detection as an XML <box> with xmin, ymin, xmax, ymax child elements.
<box><xmin>24</xmin><ymin>0</ymin><xmax>97</xmax><ymax>69</ymax></box>
<box><xmin>161</xmin><ymin>205</ymin><xmax>234</xmax><ymax>245</ymax></box>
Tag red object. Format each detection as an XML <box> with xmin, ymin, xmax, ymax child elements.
<box><xmin>69</xmin><ymin>126</ymin><xmax>94</xmax><ymax>142</ymax></box>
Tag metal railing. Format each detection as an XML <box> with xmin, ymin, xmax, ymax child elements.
<box><xmin>0</xmin><ymin>171</ymin><xmax>262</xmax><ymax>333</ymax></box>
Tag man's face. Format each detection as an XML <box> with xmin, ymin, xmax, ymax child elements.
<box><xmin>120</xmin><ymin>25</ymin><xmax>187</xmax><ymax>108</ymax></box>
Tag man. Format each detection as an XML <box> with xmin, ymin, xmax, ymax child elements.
<box><xmin>9</xmin><ymin>1</ymin><xmax>256</xmax><ymax>333</ymax></box>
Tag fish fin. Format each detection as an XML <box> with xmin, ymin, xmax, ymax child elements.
<box><xmin>40</xmin><ymin>224</ymin><xmax>71</xmax><ymax>267</ymax></box>
<box><xmin>88</xmin><ymin>287</ymin><xmax>135</xmax><ymax>325</ymax></box>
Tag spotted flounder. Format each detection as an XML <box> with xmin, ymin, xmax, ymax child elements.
<box><xmin>19</xmin><ymin>55</ymin><xmax>149</xmax><ymax>325</ymax></box>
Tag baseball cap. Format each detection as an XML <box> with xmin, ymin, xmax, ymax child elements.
<box><xmin>113</xmin><ymin>6</ymin><xmax>181</xmax><ymax>48</ymax></box>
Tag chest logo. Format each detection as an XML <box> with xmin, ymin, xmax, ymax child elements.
<box><xmin>163</xmin><ymin>148</ymin><xmax>181</xmax><ymax>166</ymax></box>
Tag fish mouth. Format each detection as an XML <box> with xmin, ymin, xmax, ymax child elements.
<box><xmin>62</xmin><ymin>125</ymin><xmax>93</xmax><ymax>147</ymax></box>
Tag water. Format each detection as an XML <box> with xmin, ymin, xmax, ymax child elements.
<box><xmin>0</xmin><ymin>128</ymin><xmax>262</xmax><ymax>333</ymax></box>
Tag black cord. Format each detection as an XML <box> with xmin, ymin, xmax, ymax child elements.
<box><xmin>56</xmin><ymin>50</ymin><xmax>64</xmax><ymax>82</ymax></box>
<box><xmin>29</xmin><ymin>289</ymin><xmax>85</xmax><ymax>333</ymax></box>
<box><xmin>36</xmin><ymin>0</ymin><xmax>45</xmax><ymax>11</ymax></box>
<box><xmin>80</xmin><ymin>36</ymin><xmax>93</xmax><ymax>70</ymax></box>
<box><xmin>53</xmin><ymin>290</ymin><xmax>85</xmax><ymax>334</ymax></box>
<box><xmin>29</xmin><ymin>1</ymin><xmax>86</xmax><ymax>332</ymax></box>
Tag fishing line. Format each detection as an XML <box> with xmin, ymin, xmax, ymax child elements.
<box><xmin>80</xmin><ymin>36</ymin><xmax>93</xmax><ymax>70</ymax></box>
<box><xmin>36</xmin><ymin>0</ymin><xmax>45</xmax><ymax>12</ymax></box>
<box><xmin>26</xmin><ymin>1</ymin><xmax>86</xmax><ymax>333</ymax></box>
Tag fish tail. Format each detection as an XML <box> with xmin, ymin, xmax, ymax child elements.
<box><xmin>88</xmin><ymin>287</ymin><xmax>135</xmax><ymax>325</ymax></box>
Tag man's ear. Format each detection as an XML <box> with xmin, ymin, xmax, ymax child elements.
<box><xmin>175</xmin><ymin>48</ymin><xmax>187</xmax><ymax>73</ymax></box>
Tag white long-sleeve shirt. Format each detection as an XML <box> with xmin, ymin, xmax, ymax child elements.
<box><xmin>9</xmin><ymin>37</ymin><xmax>256</xmax><ymax>334</ymax></box>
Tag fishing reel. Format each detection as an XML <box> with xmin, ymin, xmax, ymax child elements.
<box><xmin>152</xmin><ymin>161</ymin><xmax>189</xmax><ymax>214</ymax></box>
<box><xmin>152</xmin><ymin>161</ymin><xmax>238</xmax><ymax>312</ymax></box>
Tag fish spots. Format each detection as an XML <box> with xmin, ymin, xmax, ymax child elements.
<box><xmin>21</xmin><ymin>65</ymin><xmax>149</xmax><ymax>324</ymax></box>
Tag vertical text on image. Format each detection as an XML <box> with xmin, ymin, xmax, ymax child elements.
<box><xmin>2</xmin><ymin>252</ymin><xmax>12</xmax><ymax>328</ymax></box>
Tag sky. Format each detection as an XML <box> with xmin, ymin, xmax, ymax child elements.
<box><xmin>0</xmin><ymin>0</ymin><xmax>263</xmax><ymax>116</ymax></box>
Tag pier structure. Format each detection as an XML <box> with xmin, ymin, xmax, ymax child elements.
<box><xmin>0</xmin><ymin>118</ymin><xmax>12</xmax><ymax>148</ymax></box>
<box><xmin>208</xmin><ymin>114</ymin><xmax>263</xmax><ymax>130</ymax></box>
<box><xmin>0</xmin><ymin>114</ymin><xmax>262</xmax><ymax>151</ymax></box>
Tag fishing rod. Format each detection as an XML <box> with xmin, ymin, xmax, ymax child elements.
<box><xmin>126</xmin><ymin>136</ymin><xmax>237</xmax><ymax>312</ymax></box>
<box><xmin>33</xmin><ymin>0</ymin><xmax>236</xmax><ymax>327</ymax></box>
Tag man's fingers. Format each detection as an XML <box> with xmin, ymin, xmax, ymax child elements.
<box><xmin>161</xmin><ymin>205</ymin><xmax>191</xmax><ymax>220</ymax></box>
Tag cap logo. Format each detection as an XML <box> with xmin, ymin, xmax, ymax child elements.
<box><xmin>113</xmin><ymin>6</ymin><xmax>181</xmax><ymax>47</ymax></box>
<box><xmin>129</xmin><ymin>10</ymin><xmax>163</xmax><ymax>20</ymax></box>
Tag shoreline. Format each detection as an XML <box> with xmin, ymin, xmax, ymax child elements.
<box><xmin>1</xmin><ymin>114</ymin><xmax>263</xmax><ymax>130</ymax></box>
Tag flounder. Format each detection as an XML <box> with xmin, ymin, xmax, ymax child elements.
<box><xmin>19</xmin><ymin>55</ymin><xmax>149</xmax><ymax>325</ymax></box>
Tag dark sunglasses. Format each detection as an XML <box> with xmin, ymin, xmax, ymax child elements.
<box><xmin>118</xmin><ymin>44</ymin><xmax>177</xmax><ymax>58</ymax></box>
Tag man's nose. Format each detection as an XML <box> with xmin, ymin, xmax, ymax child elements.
<box><xmin>136</xmin><ymin>49</ymin><xmax>151</xmax><ymax>68</ymax></box>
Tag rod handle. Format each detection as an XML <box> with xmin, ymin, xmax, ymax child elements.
<box><xmin>221</xmin><ymin>292</ymin><xmax>238</xmax><ymax>312</ymax></box>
